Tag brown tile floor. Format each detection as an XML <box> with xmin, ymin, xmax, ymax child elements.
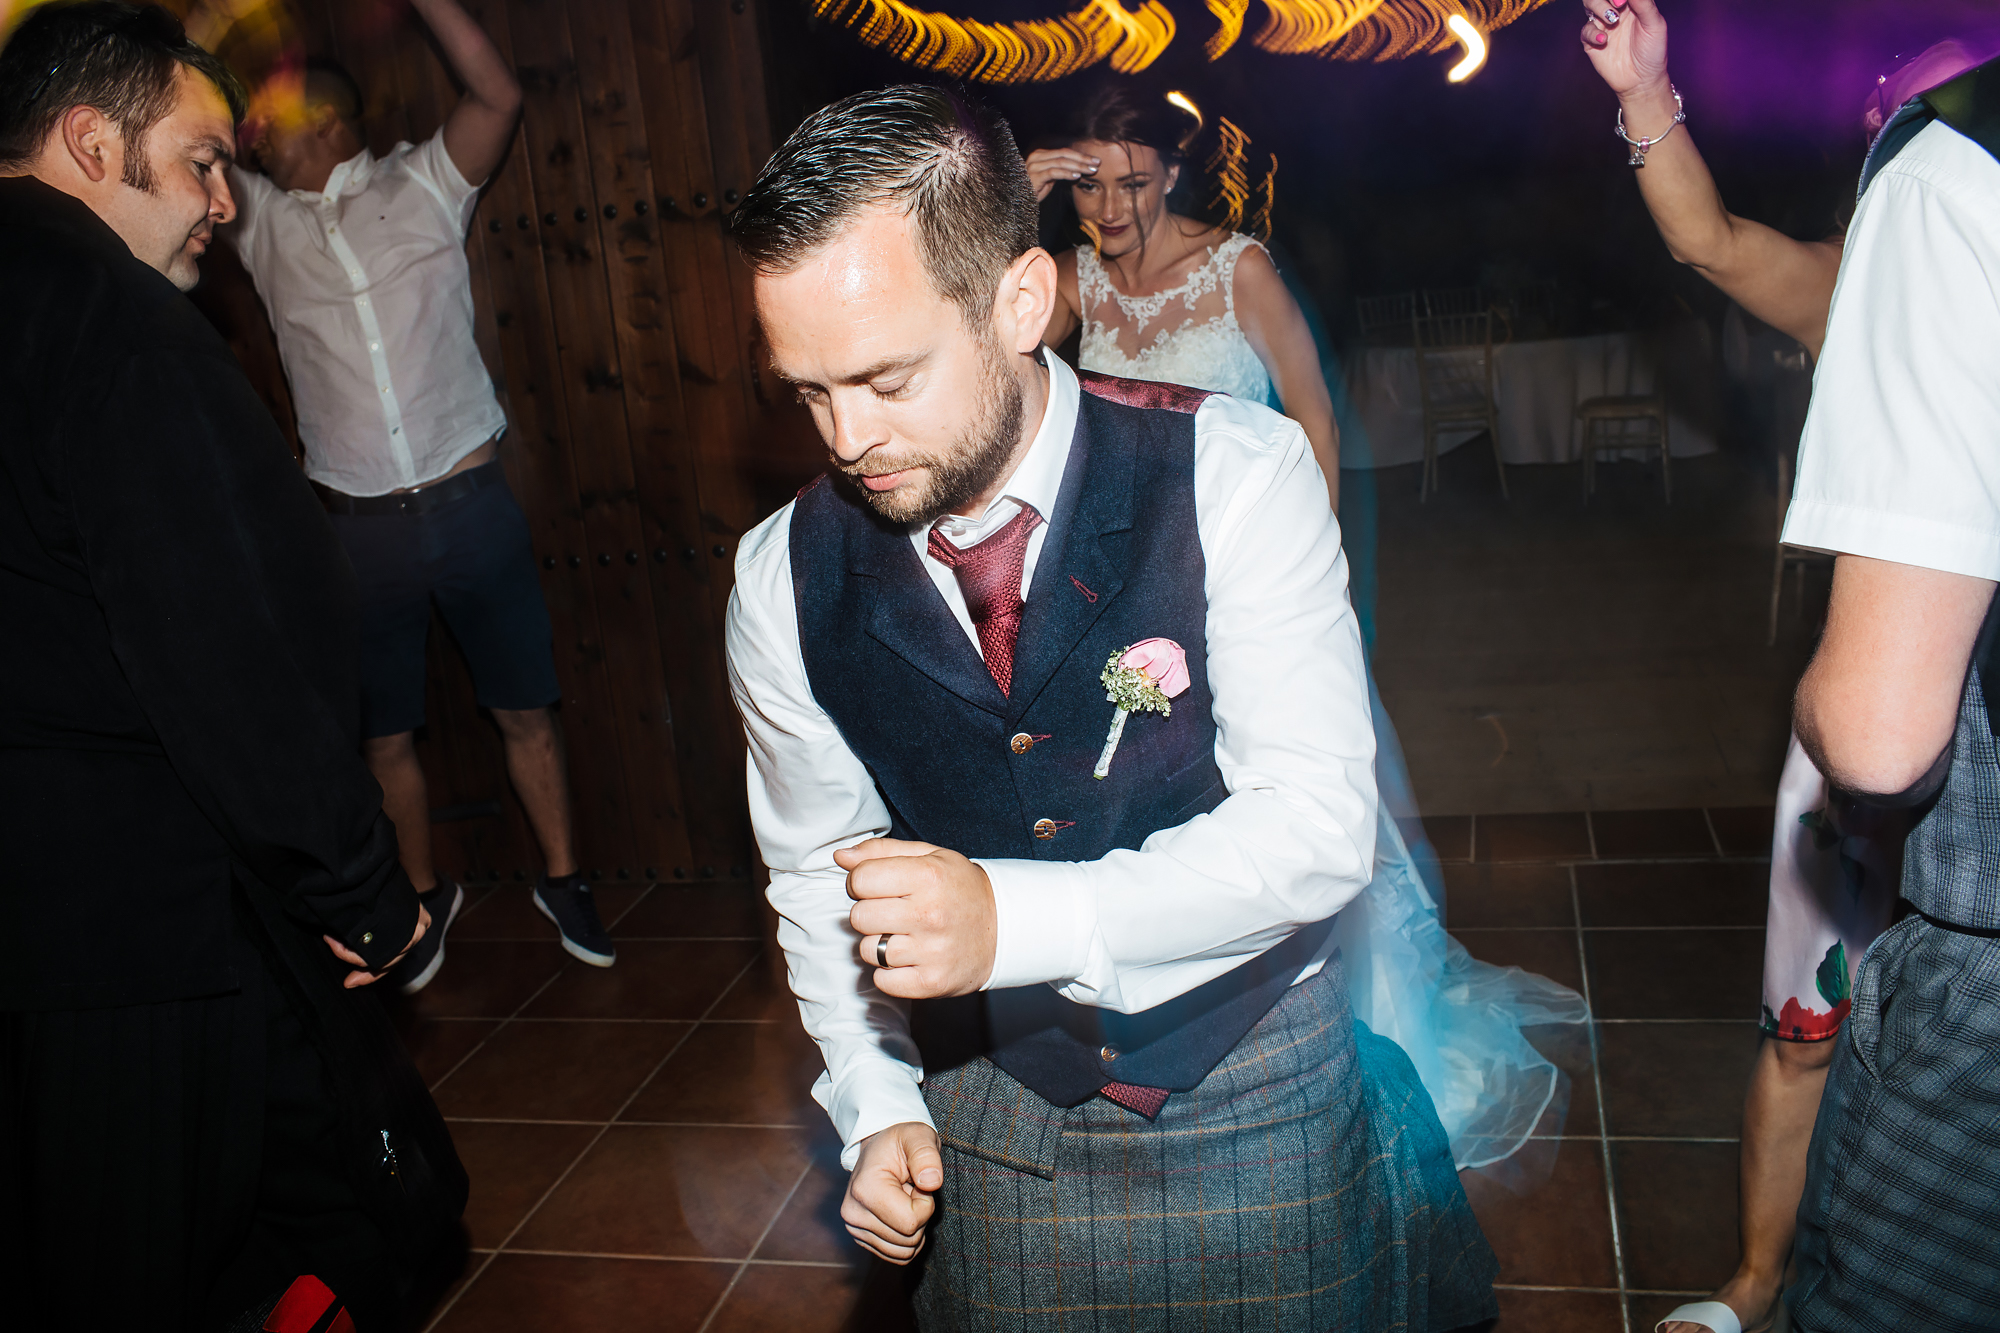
<box><xmin>399</xmin><ymin>808</ymin><xmax>1774</xmax><ymax>1332</ymax></box>
<box><xmin>1367</xmin><ymin>449</ymin><xmax>1830</xmax><ymax>816</ymax></box>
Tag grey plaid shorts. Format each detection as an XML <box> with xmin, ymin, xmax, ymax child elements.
<box><xmin>1791</xmin><ymin>914</ymin><xmax>2000</xmax><ymax>1332</ymax></box>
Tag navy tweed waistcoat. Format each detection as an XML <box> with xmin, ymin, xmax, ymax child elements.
<box><xmin>789</xmin><ymin>374</ymin><xmax>1333</xmax><ymax>1107</ymax></box>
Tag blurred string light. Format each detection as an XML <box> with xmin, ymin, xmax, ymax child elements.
<box><xmin>1204</xmin><ymin>113</ymin><xmax>1278</xmax><ymax>239</ymax></box>
<box><xmin>1218</xmin><ymin>0</ymin><xmax>1527</xmax><ymax>65</ymax></box>
<box><xmin>808</xmin><ymin>0</ymin><xmax>1176</xmax><ymax>83</ymax></box>
<box><xmin>821</xmin><ymin>0</ymin><xmax>1543</xmax><ymax>80</ymax></box>
<box><xmin>1445</xmin><ymin>13</ymin><xmax>1487</xmax><ymax>80</ymax></box>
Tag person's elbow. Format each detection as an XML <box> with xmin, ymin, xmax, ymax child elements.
<box><xmin>489</xmin><ymin>71</ymin><xmax>523</xmax><ymax>120</ymax></box>
<box><xmin>1795</xmin><ymin>673</ymin><xmax>1955</xmax><ymax>798</ymax></box>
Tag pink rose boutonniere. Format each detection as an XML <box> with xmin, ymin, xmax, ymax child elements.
<box><xmin>1094</xmin><ymin>637</ymin><xmax>1190</xmax><ymax>779</ymax></box>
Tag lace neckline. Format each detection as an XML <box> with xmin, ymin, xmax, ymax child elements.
<box><xmin>1080</xmin><ymin>232</ymin><xmax>1251</xmax><ymax>335</ymax></box>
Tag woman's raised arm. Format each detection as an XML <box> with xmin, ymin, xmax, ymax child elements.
<box><xmin>1582</xmin><ymin>0</ymin><xmax>1842</xmax><ymax>356</ymax></box>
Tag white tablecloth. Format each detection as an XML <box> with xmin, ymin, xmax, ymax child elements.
<box><xmin>1337</xmin><ymin>323</ymin><xmax>1718</xmax><ymax>470</ymax></box>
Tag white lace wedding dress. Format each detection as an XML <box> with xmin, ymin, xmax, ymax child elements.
<box><xmin>1076</xmin><ymin>232</ymin><xmax>1591</xmax><ymax>1170</ymax></box>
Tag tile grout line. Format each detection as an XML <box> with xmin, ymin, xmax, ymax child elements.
<box><xmin>1701</xmin><ymin>807</ymin><xmax>1726</xmax><ymax>858</ymax></box>
<box><xmin>421</xmin><ymin>953</ymin><xmax>760</xmax><ymax>1330</ymax></box>
<box><xmin>414</xmin><ymin>885</ymin><xmax>666</xmax><ymax>1328</ymax></box>
<box><xmin>422</xmin><ymin>882</ymin><xmax>659</xmax><ymax>1096</ymax></box>
<box><xmin>1455</xmin><ymin>924</ymin><xmax>1764</xmax><ymax>933</ymax></box>
<box><xmin>1584</xmin><ymin>808</ymin><xmax>1600</xmax><ymax>861</ymax></box>
<box><xmin>1571</xmin><ymin>862</ymin><xmax>1632</xmax><ymax>1333</ymax></box>
<box><xmin>422</xmin><ymin>1015</ymin><xmax>780</xmax><ymax>1025</ymax></box>
<box><xmin>421</xmin><ymin>884</ymin><xmax>744</xmax><ymax>1333</ymax></box>
<box><xmin>488</xmin><ymin>1247</ymin><xmax>848</xmax><ymax>1268</ymax></box>
<box><xmin>693</xmin><ymin>1159</ymin><xmax>819</xmax><ymax>1333</ymax></box>
<box><xmin>443</xmin><ymin>1116</ymin><xmax>809</xmax><ymax>1129</ymax></box>
<box><xmin>1467</xmin><ymin>812</ymin><xmax>1477</xmax><ymax>864</ymax></box>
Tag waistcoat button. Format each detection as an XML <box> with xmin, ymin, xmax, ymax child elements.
<box><xmin>1010</xmin><ymin>732</ymin><xmax>1035</xmax><ymax>754</ymax></box>
<box><xmin>1033</xmin><ymin>818</ymin><xmax>1057</xmax><ymax>839</ymax></box>
<box><xmin>1099</xmin><ymin>1044</ymin><xmax>1119</xmax><ymax>1062</ymax></box>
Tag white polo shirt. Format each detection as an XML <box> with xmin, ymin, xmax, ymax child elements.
<box><xmin>227</xmin><ymin>129</ymin><xmax>507</xmax><ymax>497</ymax></box>
<box><xmin>1783</xmin><ymin>119</ymin><xmax>2000</xmax><ymax>577</ymax></box>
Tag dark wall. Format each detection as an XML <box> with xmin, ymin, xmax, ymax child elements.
<box><xmin>194</xmin><ymin>0</ymin><xmax>822</xmax><ymax>886</ymax></box>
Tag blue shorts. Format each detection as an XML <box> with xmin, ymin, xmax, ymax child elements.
<box><xmin>326</xmin><ymin>463</ymin><xmax>560</xmax><ymax>739</ymax></box>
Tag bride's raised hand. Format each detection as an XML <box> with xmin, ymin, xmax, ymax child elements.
<box><xmin>1580</xmin><ymin>0</ymin><xmax>1669</xmax><ymax>99</ymax></box>
<box><xmin>1024</xmin><ymin>147</ymin><xmax>1101</xmax><ymax>203</ymax></box>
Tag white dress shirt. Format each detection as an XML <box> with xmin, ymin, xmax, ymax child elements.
<box><xmin>727</xmin><ymin>354</ymin><xmax>1379</xmax><ymax>1167</ymax></box>
<box><xmin>227</xmin><ymin>130</ymin><xmax>507</xmax><ymax>497</ymax></box>
<box><xmin>1784</xmin><ymin>120</ymin><xmax>2000</xmax><ymax>576</ymax></box>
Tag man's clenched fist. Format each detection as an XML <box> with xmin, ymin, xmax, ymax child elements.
<box><xmin>839</xmin><ymin>838</ymin><xmax>997</xmax><ymax>998</ymax></box>
<box><xmin>843</xmin><ymin>1121</ymin><xmax>944</xmax><ymax>1263</ymax></box>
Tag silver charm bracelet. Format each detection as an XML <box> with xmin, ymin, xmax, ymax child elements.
<box><xmin>1616</xmin><ymin>85</ymin><xmax>1685</xmax><ymax>167</ymax></box>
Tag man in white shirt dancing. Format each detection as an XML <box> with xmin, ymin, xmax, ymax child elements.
<box><xmin>227</xmin><ymin>0</ymin><xmax>614</xmax><ymax>983</ymax></box>
<box><xmin>725</xmin><ymin>85</ymin><xmax>1494</xmax><ymax>1330</ymax></box>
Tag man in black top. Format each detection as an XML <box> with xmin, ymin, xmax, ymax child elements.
<box><xmin>0</xmin><ymin>5</ymin><xmax>461</xmax><ymax>1327</ymax></box>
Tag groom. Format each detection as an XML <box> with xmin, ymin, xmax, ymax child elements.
<box><xmin>726</xmin><ymin>85</ymin><xmax>1495</xmax><ymax>1329</ymax></box>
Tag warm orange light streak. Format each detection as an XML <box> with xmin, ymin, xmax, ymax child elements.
<box><xmin>1202</xmin><ymin>0</ymin><xmax>1250</xmax><ymax>60</ymax></box>
<box><xmin>1202</xmin><ymin>115</ymin><xmax>1276</xmax><ymax>239</ymax></box>
<box><xmin>812</xmin><ymin>0</ymin><xmax>1176</xmax><ymax>84</ymax></box>
<box><xmin>1262</xmin><ymin>0</ymin><xmax>1548</xmax><ymax>63</ymax></box>
<box><xmin>1165</xmin><ymin>89</ymin><xmax>1204</xmax><ymax>130</ymax></box>
<box><xmin>1445</xmin><ymin>13</ymin><xmax>1487</xmax><ymax>80</ymax></box>
<box><xmin>1250</xmin><ymin>0</ymin><xmax>1388</xmax><ymax>57</ymax></box>
<box><xmin>816</xmin><ymin>0</ymin><xmax>1552</xmax><ymax>82</ymax></box>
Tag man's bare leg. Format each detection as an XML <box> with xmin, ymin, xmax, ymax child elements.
<box><xmin>364</xmin><ymin>731</ymin><xmax>435</xmax><ymax>892</ymax></box>
<box><xmin>492</xmin><ymin>706</ymin><xmax>577</xmax><ymax>877</ymax></box>
<box><xmin>1662</xmin><ymin>1034</ymin><xmax>1834</xmax><ymax>1332</ymax></box>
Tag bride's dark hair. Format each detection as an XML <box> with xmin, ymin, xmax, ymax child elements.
<box><xmin>1064</xmin><ymin>80</ymin><xmax>1202</xmax><ymax>173</ymax></box>
<box><xmin>1059</xmin><ymin>79</ymin><xmax>1273</xmax><ymax>245</ymax></box>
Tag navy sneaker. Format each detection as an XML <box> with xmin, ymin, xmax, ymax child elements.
<box><xmin>535</xmin><ymin>873</ymin><xmax>616</xmax><ymax>967</ymax></box>
<box><xmin>391</xmin><ymin>878</ymin><xmax>464</xmax><ymax>994</ymax></box>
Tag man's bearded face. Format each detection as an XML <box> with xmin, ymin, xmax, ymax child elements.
<box><xmin>838</xmin><ymin>326</ymin><xmax>1024</xmax><ymax>526</ymax></box>
<box><xmin>754</xmin><ymin>208</ymin><xmax>1030</xmax><ymax>529</ymax></box>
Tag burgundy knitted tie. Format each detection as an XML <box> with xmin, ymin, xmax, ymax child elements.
<box><xmin>927</xmin><ymin>505</ymin><xmax>1043</xmax><ymax>696</ymax></box>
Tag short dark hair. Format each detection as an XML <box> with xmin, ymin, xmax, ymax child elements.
<box><xmin>303</xmin><ymin>56</ymin><xmax>363</xmax><ymax>126</ymax></box>
<box><xmin>730</xmin><ymin>84</ymin><xmax>1038</xmax><ymax>328</ymax></box>
<box><xmin>0</xmin><ymin>1</ymin><xmax>246</xmax><ymax>186</ymax></box>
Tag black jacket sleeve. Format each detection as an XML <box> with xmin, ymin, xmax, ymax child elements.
<box><xmin>72</xmin><ymin>339</ymin><xmax>418</xmax><ymax>972</ymax></box>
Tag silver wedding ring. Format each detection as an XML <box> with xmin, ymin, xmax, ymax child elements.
<box><xmin>876</xmin><ymin>934</ymin><xmax>892</xmax><ymax>969</ymax></box>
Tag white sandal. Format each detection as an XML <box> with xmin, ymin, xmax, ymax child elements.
<box><xmin>1656</xmin><ymin>1303</ymin><xmax>1741</xmax><ymax>1333</ymax></box>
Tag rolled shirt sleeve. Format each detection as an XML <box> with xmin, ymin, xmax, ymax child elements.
<box><xmin>1783</xmin><ymin>120</ymin><xmax>2000</xmax><ymax>575</ymax></box>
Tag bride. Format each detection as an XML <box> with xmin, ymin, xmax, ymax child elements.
<box><xmin>1029</xmin><ymin>83</ymin><xmax>1589</xmax><ymax>1170</ymax></box>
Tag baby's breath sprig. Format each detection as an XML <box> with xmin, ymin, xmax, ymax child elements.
<box><xmin>1095</xmin><ymin>651</ymin><xmax>1173</xmax><ymax>779</ymax></box>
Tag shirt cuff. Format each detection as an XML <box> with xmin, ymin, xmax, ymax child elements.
<box><xmin>976</xmin><ymin>858</ymin><xmax>1092</xmax><ymax>991</ymax></box>
<box><xmin>1782</xmin><ymin>498</ymin><xmax>2000</xmax><ymax>582</ymax></box>
<box><xmin>819</xmin><ymin>1063</ymin><xmax>935</xmax><ymax>1172</ymax></box>
<box><xmin>340</xmin><ymin>872</ymin><xmax>422</xmax><ymax>973</ymax></box>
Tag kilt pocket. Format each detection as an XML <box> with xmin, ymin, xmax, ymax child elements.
<box><xmin>1870</xmin><ymin>918</ymin><xmax>1998</xmax><ymax>1093</ymax></box>
<box><xmin>923</xmin><ymin>1056</ymin><xmax>1065</xmax><ymax>1180</ymax></box>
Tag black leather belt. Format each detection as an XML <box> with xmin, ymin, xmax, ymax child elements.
<box><xmin>313</xmin><ymin>459</ymin><xmax>502</xmax><ymax>516</ymax></box>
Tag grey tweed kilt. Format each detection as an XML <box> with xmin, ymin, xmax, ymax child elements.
<box><xmin>911</xmin><ymin>958</ymin><xmax>1498</xmax><ymax>1332</ymax></box>
<box><xmin>1792</xmin><ymin>677</ymin><xmax>2000</xmax><ymax>1332</ymax></box>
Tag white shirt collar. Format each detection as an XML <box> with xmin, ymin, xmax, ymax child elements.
<box><xmin>929</xmin><ymin>351</ymin><xmax>1080</xmax><ymax>543</ymax></box>
<box><xmin>292</xmin><ymin>145</ymin><xmax>377</xmax><ymax>204</ymax></box>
